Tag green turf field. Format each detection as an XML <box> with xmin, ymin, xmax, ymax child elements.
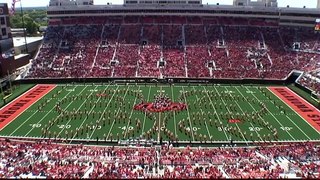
<box><xmin>0</xmin><ymin>83</ymin><xmax>319</xmax><ymax>144</ymax></box>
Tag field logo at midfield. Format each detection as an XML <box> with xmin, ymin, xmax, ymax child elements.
<box><xmin>134</xmin><ymin>93</ymin><xmax>187</xmax><ymax>113</ymax></box>
<box><xmin>0</xmin><ymin>85</ymin><xmax>56</xmax><ymax>130</ymax></box>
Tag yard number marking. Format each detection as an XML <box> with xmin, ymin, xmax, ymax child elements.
<box><xmin>224</xmin><ymin>90</ymin><xmax>234</xmax><ymax>94</ymax></box>
<box><xmin>57</xmin><ymin>124</ymin><xmax>71</xmax><ymax>129</ymax></box>
<box><xmin>89</xmin><ymin>125</ymin><xmax>102</xmax><ymax>130</ymax></box>
<box><xmin>186</xmin><ymin>127</ymin><xmax>200</xmax><ymax>132</ymax></box>
<box><xmin>249</xmin><ymin>127</ymin><xmax>262</xmax><ymax>131</ymax></box>
<box><xmin>119</xmin><ymin>126</ymin><xmax>133</xmax><ymax>131</ymax></box>
<box><xmin>218</xmin><ymin>127</ymin><xmax>230</xmax><ymax>132</ymax></box>
<box><xmin>280</xmin><ymin>127</ymin><xmax>293</xmax><ymax>131</ymax></box>
<box><xmin>29</xmin><ymin>124</ymin><xmax>41</xmax><ymax>128</ymax></box>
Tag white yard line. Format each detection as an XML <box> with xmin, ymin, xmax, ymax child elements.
<box><xmin>158</xmin><ymin>86</ymin><xmax>163</xmax><ymax>143</ymax></box>
<box><xmin>202</xmin><ymin>86</ymin><xmax>229</xmax><ymax>140</ymax></box>
<box><xmin>283</xmin><ymin>87</ymin><xmax>320</xmax><ymax>136</ymax></box>
<box><xmin>69</xmin><ymin>85</ymin><xmax>115</xmax><ymax>142</ymax></box>
<box><xmin>22</xmin><ymin>86</ymin><xmax>82</xmax><ymax>137</ymax></box>
<box><xmin>4</xmin><ymin>85</ymin><xmax>56</xmax><ymax>134</ymax></box>
<box><xmin>171</xmin><ymin>85</ymin><xmax>177</xmax><ymax>138</ymax></box>
<box><xmin>192</xmin><ymin>86</ymin><xmax>212</xmax><ymax>140</ymax></box>
<box><xmin>245</xmin><ymin>86</ymin><xmax>295</xmax><ymax>140</ymax></box>
<box><xmin>204</xmin><ymin>121</ymin><xmax>212</xmax><ymax>140</ymax></box>
<box><xmin>181</xmin><ymin>86</ymin><xmax>195</xmax><ymax>141</ymax></box>
<box><xmin>212</xmin><ymin>86</ymin><xmax>248</xmax><ymax>144</ymax></box>
<box><xmin>267</xmin><ymin>87</ymin><xmax>313</xmax><ymax>140</ymax></box>
<box><xmin>88</xmin><ymin>85</ymin><xmax>121</xmax><ymax>140</ymax></box>
<box><xmin>56</xmin><ymin>85</ymin><xmax>99</xmax><ymax>138</ymax></box>
<box><xmin>284</xmin><ymin>87</ymin><xmax>320</xmax><ymax>114</ymax></box>
<box><xmin>123</xmin><ymin>86</ymin><xmax>140</xmax><ymax>139</ymax></box>
<box><xmin>71</xmin><ymin>85</ymin><xmax>117</xmax><ymax>141</ymax></box>
<box><xmin>106</xmin><ymin>86</ymin><xmax>129</xmax><ymax>140</ymax></box>
<box><xmin>229</xmin><ymin>86</ymin><xmax>263</xmax><ymax>141</ymax></box>
<box><xmin>141</xmin><ymin>86</ymin><xmax>151</xmax><ymax>136</ymax></box>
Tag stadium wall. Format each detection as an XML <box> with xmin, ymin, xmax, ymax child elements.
<box><xmin>15</xmin><ymin>69</ymin><xmax>301</xmax><ymax>85</ymax></box>
<box><xmin>14</xmin><ymin>77</ymin><xmax>287</xmax><ymax>86</ymax></box>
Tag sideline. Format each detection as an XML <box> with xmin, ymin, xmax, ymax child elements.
<box><xmin>268</xmin><ymin>87</ymin><xmax>320</xmax><ymax>132</ymax></box>
<box><xmin>0</xmin><ymin>85</ymin><xmax>56</xmax><ymax>130</ymax></box>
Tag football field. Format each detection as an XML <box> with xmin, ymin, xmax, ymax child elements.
<box><xmin>0</xmin><ymin>83</ymin><xmax>319</xmax><ymax>145</ymax></box>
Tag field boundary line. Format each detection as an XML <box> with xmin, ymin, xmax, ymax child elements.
<box><xmin>246</xmin><ymin>86</ymin><xmax>295</xmax><ymax>140</ymax></box>
<box><xmin>268</xmin><ymin>87</ymin><xmax>320</xmax><ymax>135</ymax></box>
<box><xmin>9</xmin><ymin>86</ymin><xmax>70</xmax><ymax>136</ymax></box>
<box><xmin>285</xmin><ymin>88</ymin><xmax>320</xmax><ymax>114</ymax></box>
<box><xmin>0</xmin><ymin>85</ymin><xmax>56</xmax><ymax>132</ymax></box>
<box><xmin>0</xmin><ymin>84</ymin><xmax>39</xmax><ymax>132</ymax></box>
<box><xmin>10</xmin><ymin>85</ymin><xmax>71</xmax><ymax>136</ymax></box>
<box><xmin>267</xmin><ymin>88</ymin><xmax>311</xmax><ymax>140</ymax></box>
<box><xmin>2</xmin><ymin>135</ymin><xmax>320</xmax><ymax>144</ymax></box>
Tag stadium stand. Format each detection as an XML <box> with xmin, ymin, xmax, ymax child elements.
<box><xmin>298</xmin><ymin>69</ymin><xmax>320</xmax><ymax>96</ymax></box>
<box><xmin>0</xmin><ymin>139</ymin><xmax>319</xmax><ymax>179</ymax></box>
<box><xmin>26</xmin><ymin>16</ymin><xmax>320</xmax><ymax>81</ymax></box>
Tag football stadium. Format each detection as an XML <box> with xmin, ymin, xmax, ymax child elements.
<box><xmin>0</xmin><ymin>0</ymin><xmax>320</xmax><ymax>178</ymax></box>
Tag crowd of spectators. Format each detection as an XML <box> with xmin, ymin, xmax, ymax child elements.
<box><xmin>26</xmin><ymin>17</ymin><xmax>320</xmax><ymax>85</ymax></box>
<box><xmin>114</xmin><ymin>45</ymin><xmax>139</xmax><ymax>78</ymax></box>
<box><xmin>138</xmin><ymin>45</ymin><xmax>161</xmax><ymax>77</ymax></box>
<box><xmin>0</xmin><ymin>139</ymin><xmax>319</xmax><ymax>179</ymax></box>
<box><xmin>296</xmin><ymin>46</ymin><xmax>320</xmax><ymax>96</ymax></box>
<box><xmin>28</xmin><ymin>25</ymin><xmax>102</xmax><ymax>78</ymax></box>
<box><xmin>298</xmin><ymin>69</ymin><xmax>320</xmax><ymax>96</ymax></box>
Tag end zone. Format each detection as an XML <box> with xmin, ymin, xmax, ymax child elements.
<box><xmin>0</xmin><ymin>84</ymin><xmax>56</xmax><ymax>131</ymax></box>
<box><xmin>268</xmin><ymin>87</ymin><xmax>320</xmax><ymax>132</ymax></box>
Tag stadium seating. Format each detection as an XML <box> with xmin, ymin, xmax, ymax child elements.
<box><xmin>138</xmin><ymin>45</ymin><xmax>161</xmax><ymax>77</ymax></box>
<box><xmin>26</xmin><ymin>16</ymin><xmax>320</xmax><ymax>81</ymax></box>
<box><xmin>298</xmin><ymin>69</ymin><xmax>320</xmax><ymax>95</ymax></box>
<box><xmin>186</xmin><ymin>46</ymin><xmax>210</xmax><ymax>78</ymax></box>
<box><xmin>114</xmin><ymin>45</ymin><xmax>139</xmax><ymax>77</ymax></box>
<box><xmin>0</xmin><ymin>139</ymin><xmax>319</xmax><ymax>179</ymax></box>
